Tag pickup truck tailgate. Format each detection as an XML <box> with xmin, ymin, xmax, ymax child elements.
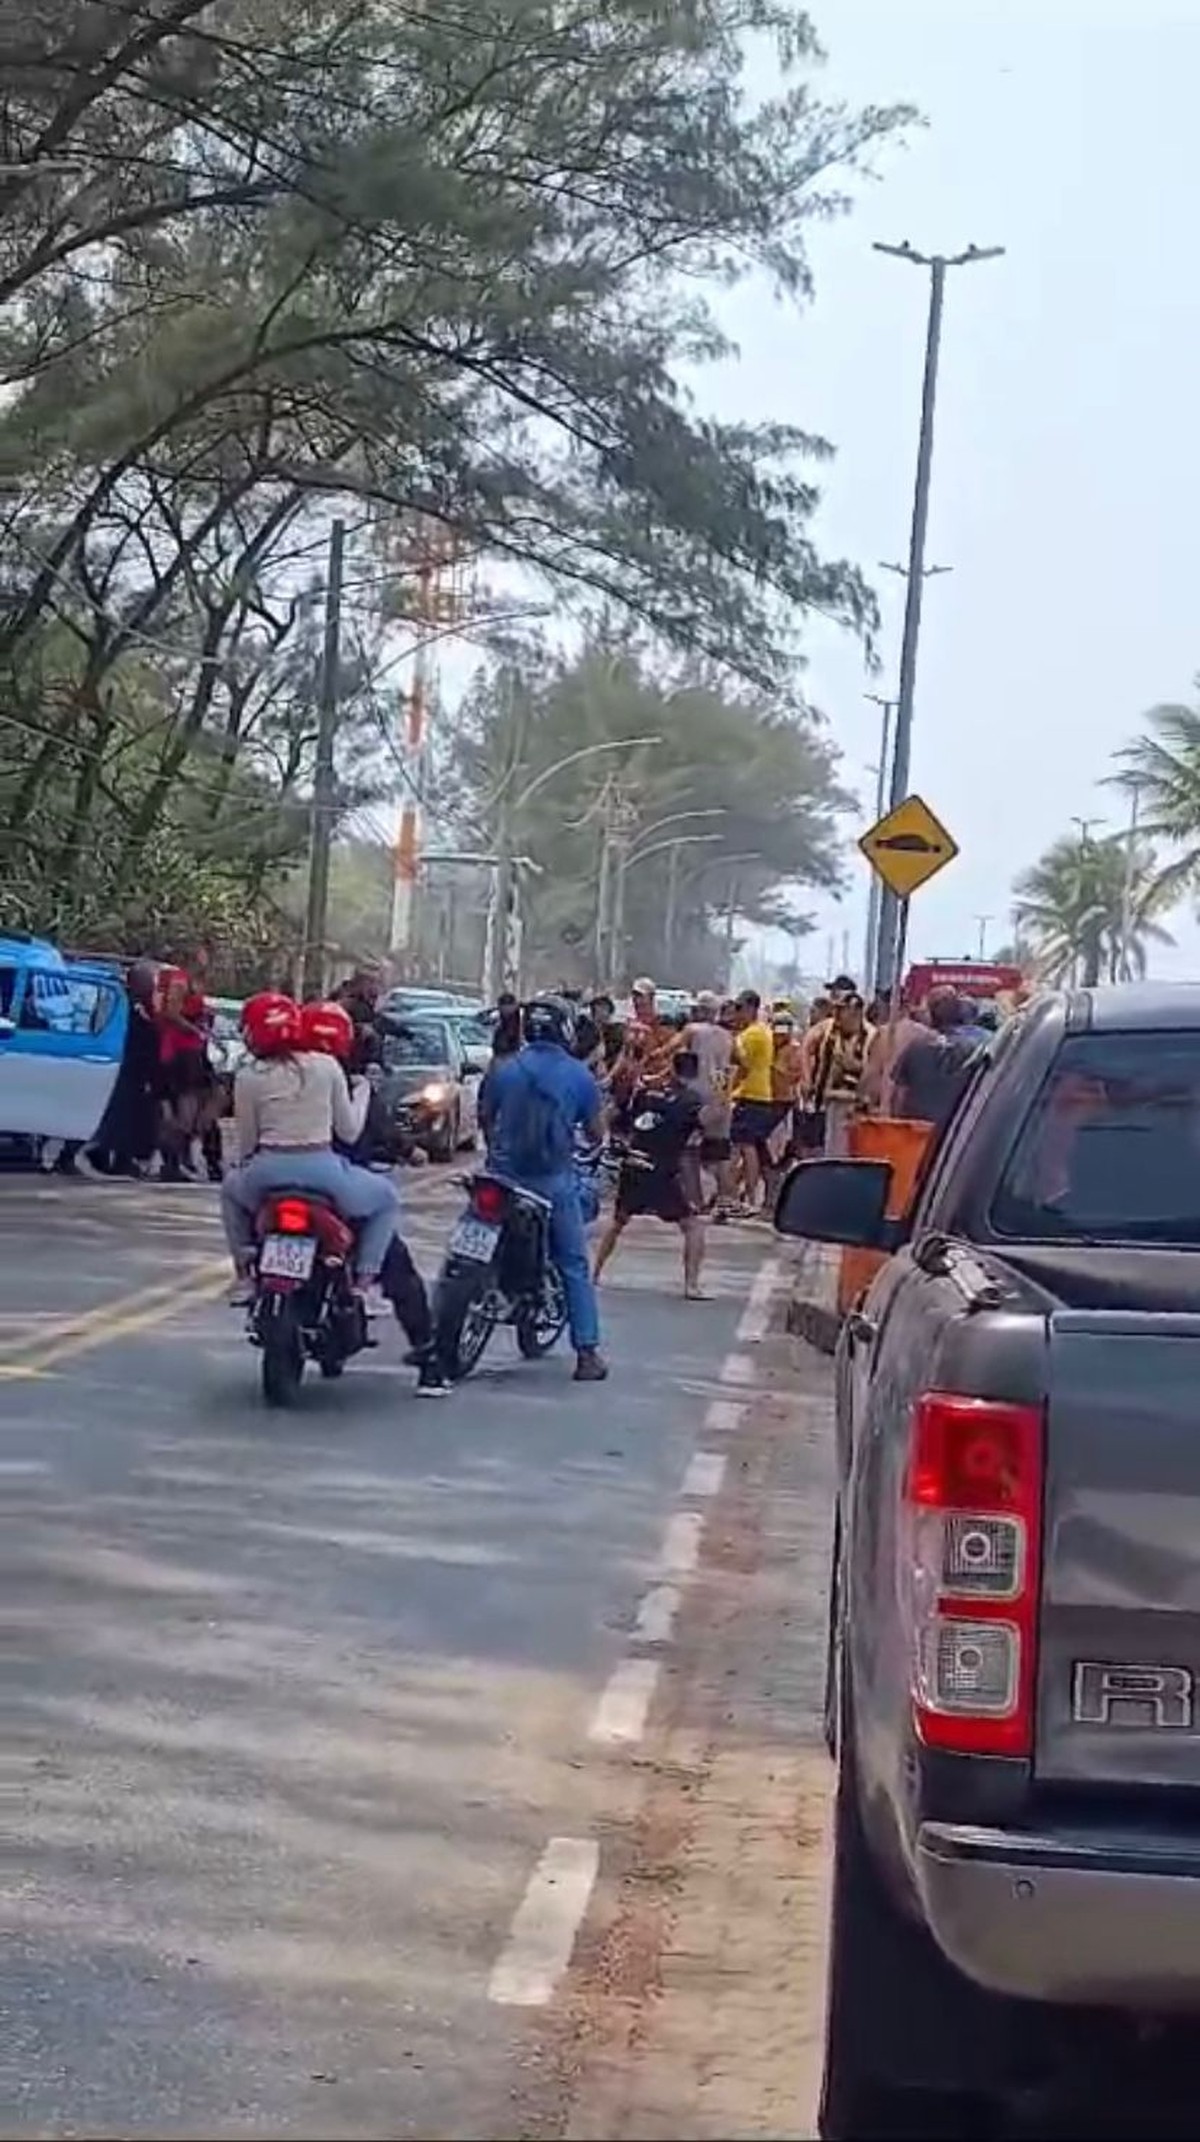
<box><xmin>1038</xmin><ymin>1310</ymin><xmax>1200</xmax><ymax>1788</ymax></box>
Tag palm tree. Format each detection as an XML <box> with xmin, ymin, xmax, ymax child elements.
<box><xmin>1111</xmin><ymin>693</ymin><xmax>1200</xmax><ymax>907</ymax></box>
<box><xmin>1012</xmin><ymin>832</ymin><xmax>1172</xmax><ymax>986</ymax></box>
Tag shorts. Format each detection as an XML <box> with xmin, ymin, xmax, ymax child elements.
<box><xmin>699</xmin><ymin>1135</ymin><xmax>732</xmax><ymax>1165</ymax></box>
<box><xmin>730</xmin><ymin>1099</ymin><xmax>785</xmax><ymax>1151</ymax></box>
<box><xmin>615</xmin><ymin>1162</ymin><xmax>692</xmax><ymax>1225</ymax></box>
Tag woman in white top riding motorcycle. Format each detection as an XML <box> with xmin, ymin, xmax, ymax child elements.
<box><xmin>220</xmin><ymin>990</ymin><xmax>398</xmax><ymax>1305</ymax></box>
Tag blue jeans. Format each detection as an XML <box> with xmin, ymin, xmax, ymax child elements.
<box><xmin>221</xmin><ymin>1149</ymin><xmax>399</xmax><ymax>1277</ymax></box>
<box><xmin>528</xmin><ymin>1171</ymin><xmax>599</xmax><ymax>1352</ymax></box>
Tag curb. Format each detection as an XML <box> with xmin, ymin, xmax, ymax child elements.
<box><xmin>786</xmin><ymin>1294</ymin><xmax>840</xmax><ymax>1355</ymax></box>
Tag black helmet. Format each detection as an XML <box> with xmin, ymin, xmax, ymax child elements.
<box><xmin>522</xmin><ymin>994</ymin><xmax>577</xmax><ymax>1051</ymax></box>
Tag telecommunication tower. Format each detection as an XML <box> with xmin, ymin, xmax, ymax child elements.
<box><xmin>390</xmin><ymin>517</ymin><xmax>466</xmax><ymax>956</ymax></box>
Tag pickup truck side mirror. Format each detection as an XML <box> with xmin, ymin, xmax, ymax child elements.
<box><xmin>774</xmin><ymin>1157</ymin><xmax>897</xmax><ymax>1250</ymax></box>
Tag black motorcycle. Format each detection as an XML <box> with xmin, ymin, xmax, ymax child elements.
<box><xmin>250</xmin><ymin>1190</ymin><xmax>370</xmax><ymax>1405</ymax></box>
<box><xmin>433</xmin><ymin>1170</ymin><xmax>569</xmax><ymax>1381</ymax></box>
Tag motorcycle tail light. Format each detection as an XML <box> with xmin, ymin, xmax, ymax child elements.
<box><xmin>472</xmin><ymin>1179</ymin><xmax>505</xmax><ymax>1223</ymax></box>
<box><xmin>274</xmin><ymin>1198</ymin><xmax>313</xmax><ymax>1234</ymax></box>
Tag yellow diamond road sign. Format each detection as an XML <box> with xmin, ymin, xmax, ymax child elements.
<box><xmin>859</xmin><ymin>793</ymin><xmax>959</xmax><ymax>900</ymax></box>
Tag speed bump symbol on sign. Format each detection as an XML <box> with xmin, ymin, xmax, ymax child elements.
<box><xmin>859</xmin><ymin>794</ymin><xmax>959</xmax><ymax>900</ymax></box>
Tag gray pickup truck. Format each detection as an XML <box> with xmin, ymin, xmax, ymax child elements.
<box><xmin>778</xmin><ymin>985</ymin><xmax>1200</xmax><ymax>2138</ymax></box>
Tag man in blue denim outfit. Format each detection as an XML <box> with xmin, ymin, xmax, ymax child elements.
<box><xmin>480</xmin><ymin>996</ymin><xmax>608</xmax><ymax>1382</ymax></box>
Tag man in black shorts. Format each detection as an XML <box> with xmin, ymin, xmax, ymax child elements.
<box><xmin>593</xmin><ymin>1049</ymin><xmax>707</xmax><ymax>1298</ymax></box>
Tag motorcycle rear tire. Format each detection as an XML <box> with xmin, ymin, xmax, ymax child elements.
<box><xmin>516</xmin><ymin>1267</ymin><xmax>568</xmax><ymax>1358</ymax></box>
<box><xmin>260</xmin><ymin>1302</ymin><xmax>305</xmax><ymax>1407</ymax></box>
<box><xmin>435</xmin><ymin>1263</ymin><xmax>498</xmax><ymax>1381</ymax></box>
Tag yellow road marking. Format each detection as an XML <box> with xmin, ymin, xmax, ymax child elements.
<box><xmin>0</xmin><ymin>1259</ymin><xmax>229</xmax><ymax>1356</ymax></box>
<box><xmin>0</xmin><ymin>1258</ymin><xmax>230</xmax><ymax>1373</ymax></box>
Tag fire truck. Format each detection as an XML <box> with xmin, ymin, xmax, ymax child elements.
<box><xmin>900</xmin><ymin>958</ymin><xmax>1027</xmax><ymax>1012</ymax></box>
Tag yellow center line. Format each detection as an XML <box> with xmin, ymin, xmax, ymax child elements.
<box><xmin>0</xmin><ymin>1258</ymin><xmax>231</xmax><ymax>1371</ymax></box>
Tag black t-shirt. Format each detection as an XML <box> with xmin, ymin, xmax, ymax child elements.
<box><xmin>337</xmin><ymin>990</ymin><xmax>381</xmax><ymax>1076</ymax></box>
<box><xmin>893</xmin><ymin>1030</ymin><xmax>977</xmax><ymax>1127</ymax></box>
<box><xmin>626</xmin><ymin>1083</ymin><xmax>702</xmax><ymax>1173</ymax></box>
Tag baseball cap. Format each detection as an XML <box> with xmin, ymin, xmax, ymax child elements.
<box><xmin>632</xmin><ymin>975</ymin><xmax>656</xmax><ymax>996</ymax></box>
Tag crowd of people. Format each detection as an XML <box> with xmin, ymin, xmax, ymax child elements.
<box><xmin>30</xmin><ymin>951</ymin><xmax>1005</xmax><ymax>1389</ymax></box>
<box><xmin>41</xmin><ymin>961</ymin><xmax>226</xmax><ymax>1184</ymax></box>
<box><xmin>548</xmin><ymin>971</ymin><xmax>1007</xmax><ymax>1310</ymax></box>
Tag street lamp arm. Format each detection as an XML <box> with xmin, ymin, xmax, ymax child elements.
<box><xmin>629</xmin><ymin>806</ymin><xmax>727</xmax><ymax>845</ymax></box>
<box><xmin>506</xmin><ymin>735</ymin><xmax>662</xmax><ymax>815</ymax></box>
<box><xmin>623</xmin><ymin>831</ymin><xmax>724</xmax><ymax>870</ymax></box>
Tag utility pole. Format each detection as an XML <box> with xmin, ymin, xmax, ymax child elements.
<box><xmin>1119</xmin><ymin>784</ymin><xmax>1143</xmax><ymax>979</ymax></box>
<box><xmin>593</xmin><ymin>775</ymin><xmax>618</xmax><ymax>982</ymax></box>
<box><xmin>975</xmin><ymin>914</ymin><xmax>992</xmax><ymax>960</ymax></box>
<box><xmin>608</xmin><ymin>791</ymin><xmax>638</xmax><ymax>986</ymax></box>
<box><xmin>664</xmin><ymin>841</ymin><xmax>682</xmax><ymax>968</ymax></box>
<box><xmin>872</xmin><ymin>241</ymin><xmax>1004</xmax><ymax>993</ymax></box>
<box><xmin>725</xmin><ymin>877</ymin><xmax>741</xmax><ymax>989</ymax></box>
<box><xmin>862</xmin><ymin>693</ymin><xmax>896</xmax><ymax>992</ymax></box>
<box><xmin>1070</xmin><ymin>816</ymin><xmax>1103</xmax><ymax>988</ymax></box>
<box><xmin>486</xmin><ymin>690</ymin><xmax>529</xmax><ymax>1003</ymax></box>
<box><xmin>301</xmin><ymin>516</ymin><xmax>345</xmax><ymax>998</ymax></box>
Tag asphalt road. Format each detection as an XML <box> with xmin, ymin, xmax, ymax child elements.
<box><xmin>2</xmin><ymin>1169</ymin><xmax>775</xmax><ymax>2140</ymax></box>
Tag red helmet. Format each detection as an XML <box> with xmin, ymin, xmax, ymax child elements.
<box><xmin>241</xmin><ymin>990</ymin><xmax>301</xmax><ymax>1056</ymax></box>
<box><xmin>299</xmin><ymin>999</ymin><xmax>354</xmax><ymax>1060</ymax></box>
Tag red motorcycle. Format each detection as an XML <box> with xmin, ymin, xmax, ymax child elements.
<box><xmin>250</xmin><ymin>1190</ymin><xmax>370</xmax><ymax>1405</ymax></box>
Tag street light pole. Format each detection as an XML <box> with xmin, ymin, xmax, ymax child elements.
<box><xmin>873</xmin><ymin>240</ymin><xmax>1004</xmax><ymax>993</ymax></box>
<box><xmin>608</xmin><ymin>807</ymin><xmax>726</xmax><ymax>982</ymax></box>
<box><xmin>862</xmin><ymin>693</ymin><xmax>896</xmax><ymax>990</ymax></box>
<box><xmin>484</xmin><ymin>735</ymin><xmax>661</xmax><ymax>999</ymax></box>
<box><xmin>1119</xmin><ymin>784</ymin><xmax>1143</xmax><ymax>979</ymax></box>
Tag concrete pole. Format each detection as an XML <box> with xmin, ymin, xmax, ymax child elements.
<box><xmin>862</xmin><ymin>695</ymin><xmax>894</xmax><ymax>991</ymax></box>
<box><xmin>1119</xmin><ymin>785</ymin><xmax>1142</xmax><ymax>979</ymax></box>
<box><xmin>873</xmin><ymin>242</ymin><xmax>1004</xmax><ymax>991</ymax></box>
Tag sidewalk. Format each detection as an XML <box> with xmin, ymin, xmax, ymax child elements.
<box><xmin>541</xmin><ymin>1322</ymin><xmax>835</xmax><ymax>2141</ymax></box>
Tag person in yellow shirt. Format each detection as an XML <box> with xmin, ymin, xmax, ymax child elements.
<box><xmin>729</xmin><ymin>989</ymin><xmax>776</xmax><ymax>1212</ymax></box>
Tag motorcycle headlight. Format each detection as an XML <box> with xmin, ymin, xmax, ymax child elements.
<box><xmin>420</xmin><ymin>1081</ymin><xmax>449</xmax><ymax>1105</ymax></box>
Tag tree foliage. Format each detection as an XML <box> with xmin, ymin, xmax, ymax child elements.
<box><xmin>1111</xmin><ymin>691</ymin><xmax>1200</xmax><ymax>909</ymax></box>
<box><xmin>440</xmin><ymin>634</ymin><xmax>852</xmax><ymax>987</ymax></box>
<box><xmin>1012</xmin><ymin>832</ymin><xmax>1172</xmax><ymax>987</ymax></box>
<box><xmin>0</xmin><ymin>0</ymin><xmax>909</xmax><ymax>964</ymax></box>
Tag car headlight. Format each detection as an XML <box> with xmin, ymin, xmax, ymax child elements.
<box><xmin>420</xmin><ymin>1081</ymin><xmax>449</xmax><ymax>1105</ymax></box>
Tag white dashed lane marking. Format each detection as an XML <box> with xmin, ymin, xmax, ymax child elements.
<box><xmin>488</xmin><ymin>1838</ymin><xmax>601</xmax><ymax>2006</ymax></box>
<box><xmin>589</xmin><ymin>1656</ymin><xmax>660</xmax><ymax>1745</ymax></box>
<box><xmin>719</xmin><ymin>1352</ymin><xmax>756</xmax><ymax>1387</ymax></box>
<box><xmin>634</xmin><ymin>1583</ymin><xmax>682</xmax><ymax>1644</ymax></box>
<box><xmin>681</xmin><ymin>1451</ymin><xmax>726</xmax><ymax>1499</ymax></box>
<box><xmin>705</xmin><ymin>1398</ymin><xmax>747</xmax><ymax>1433</ymax></box>
<box><xmin>735</xmin><ymin>1254</ymin><xmax>781</xmax><ymax>1343</ymax></box>
<box><xmin>656</xmin><ymin>1509</ymin><xmax>704</xmax><ymax>1578</ymax></box>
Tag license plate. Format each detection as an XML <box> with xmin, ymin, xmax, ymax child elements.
<box><xmin>449</xmin><ymin>1217</ymin><xmax>500</xmax><ymax>1262</ymax></box>
<box><xmin>260</xmin><ymin>1234</ymin><xmax>317</xmax><ymax>1280</ymax></box>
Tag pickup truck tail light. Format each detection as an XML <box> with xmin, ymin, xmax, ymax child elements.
<box><xmin>903</xmin><ymin>1393</ymin><xmax>1044</xmax><ymax>1757</ymax></box>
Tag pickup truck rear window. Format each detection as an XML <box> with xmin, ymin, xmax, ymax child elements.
<box><xmin>991</xmin><ymin>1030</ymin><xmax>1200</xmax><ymax>1244</ymax></box>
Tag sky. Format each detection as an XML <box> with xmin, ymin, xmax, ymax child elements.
<box><xmin>698</xmin><ymin>0</ymin><xmax>1200</xmax><ymax>984</ymax></box>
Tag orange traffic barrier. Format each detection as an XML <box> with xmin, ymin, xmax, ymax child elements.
<box><xmin>837</xmin><ymin>1115</ymin><xmax>934</xmax><ymax>1316</ymax></box>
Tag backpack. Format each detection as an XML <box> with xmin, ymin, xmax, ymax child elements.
<box><xmin>504</xmin><ymin>1054</ymin><xmax>576</xmax><ymax>1177</ymax></box>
